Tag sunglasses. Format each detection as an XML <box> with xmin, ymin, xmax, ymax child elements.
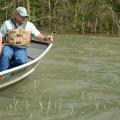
<box><xmin>17</xmin><ymin>13</ymin><xmax>27</xmax><ymax>19</ymax></box>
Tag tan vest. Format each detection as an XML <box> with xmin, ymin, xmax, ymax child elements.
<box><xmin>5</xmin><ymin>19</ymin><xmax>31</xmax><ymax>47</ymax></box>
<box><xmin>6</xmin><ymin>28</ymin><xmax>31</xmax><ymax>47</ymax></box>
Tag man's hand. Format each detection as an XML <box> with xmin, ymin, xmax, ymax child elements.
<box><xmin>36</xmin><ymin>34</ymin><xmax>53</xmax><ymax>43</ymax></box>
<box><xmin>45</xmin><ymin>35</ymin><xmax>53</xmax><ymax>43</ymax></box>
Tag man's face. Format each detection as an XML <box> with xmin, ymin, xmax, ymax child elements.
<box><xmin>15</xmin><ymin>13</ymin><xmax>27</xmax><ymax>24</ymax></box>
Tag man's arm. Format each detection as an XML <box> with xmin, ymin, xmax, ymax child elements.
<box><xmin>36</xmin><ymin>33</ymin><xmax>53</xmax><ymax>43</ymax></box>
<box><xmin>28</xmin><ymin>22</ymin><xmax>53</xmax><ymax>43</ymax></box>
<box><xmin>0</xmin><ymin>34</ymin><xmax>2</xmax><ymax>55</ymax></box>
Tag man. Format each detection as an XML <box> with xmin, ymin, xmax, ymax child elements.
<box><xmin>0</xmin><ymin>34</ymin><xmax>2</xmax><ymax>55</ymax></box>
<box><xmin>0</xmin><ymin>6</ymin><xmax>53</xmax><ymax>72</ymax></box>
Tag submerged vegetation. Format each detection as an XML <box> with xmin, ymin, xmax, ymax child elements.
<box><xmin>0</xmin><ymin>0</ymin><xmax>120</xmax><ymax>34</ymax></box>
<box><xmin>0</xmin><ymin>34</ymin><xmax>120</xmax><ymax>119</ymax></box>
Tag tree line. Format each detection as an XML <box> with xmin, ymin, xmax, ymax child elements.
<box><xmin>0</xmin><ymin>0</ymin><xmax>120</xmax><ymax>35</ymax></box>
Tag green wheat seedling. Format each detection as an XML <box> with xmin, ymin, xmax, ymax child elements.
<box><xmin>58</xmin><ymin>97</ymin><xmax>62</xmax><ymax>113</ymax></box>
<box><xmin>103</xmin><ymin>103</ymin><xmax>106</xmax><ymax>109</ymax></box>
<box><xmin>114</xmin><ymin>74</ymin><xmax>119</xmax><ymax>83</ymax></box>
<box><xmin>64</xmin><ymin>58</ymin><xmax>69</xmax><ymax>63</ymax></box>
<box><xmin>33</xmin><ymin>80</ymin><xmax>40</xmax><ymax>91</ymax></box>
<box><xmin>13</xmin><ymin>96</ymin><xmax>19</xmax><ymax>111</ymax></box>
<box><xmin>78</xmin><ymin>91</ymin><xmax>86</xmax><ymax>101</ymax></box>
<box><xmin>86</xmin><ymin>70</ymin><xmax>89</xmax><ymax>80</ymax></box>
<box><xmin>38</xmin><ymin>95</ymin><xmax>43</xmax><ymax>111</ymax></box>
<box><xmin>47</xmin><ymin>99</ymin><xmax>51</xmax><ymax>115</ymax></box>
<box><xmin>71</xmin><ymin>104</ymin><xmax>74</xmax><ymax>115</ymax></box>
<box><xmin>7</xmin><ymin>96</ymin><xmax>19</xmax><ymax>112</ymax></box>
<box><xmin>54</xmin><ymin>101</ymin><xmax>57</xmax><ymax>111</ymax></box>
<box><xmin>0</xmin><ymin>112</ymin><xmax>1</xmax><ymax>118</ymax></box>
<box><xmin>96</xmin><ymin>102</ymin><xmax>106</xmax><ymax>110</ymax></box>
<box><xmin>81</xmin><ymin>91</ymin><xmax>87</xmax><ymax>101</ymax></box>
<box><xmin>25</xmin><ymin>100</ymin><xmax>30</xmax><ymax>111</ymax></box>
<box><xmin>39</xmin><ymin>101</ymin><xmax>43</xmax><ymax>111</ymax></box>
<box><xmin>33</xmin><ymin>80</ymin><xmax>37</xmax><ymax>89</ymax></box>
<box><xmin>32</xmin><ymin>80</ymin><xmax>41</xmax><ymax>102</ymax></box>
<box><xmin>29</xmin><ymin>113</ymin><xmax>33</xmax><ymax>120</ymax></box>
<box><xmin>81</xmin><ymin>91</ymin><xmax>85</xmax><ymax>98</ymax></box>
<box><xmin>96</xmin><ymin>103</ymin><xmax>99</xmax><ymax>109</ymax></box>
<box><xmin>8</xmin><ymin>104</ymin><xmax>12</xmax><ymax>112</ymax></box>
<box><xmin>94</xmin><ymin>96</ymin><xmax>97</xmax><ymax>101</ymax></box>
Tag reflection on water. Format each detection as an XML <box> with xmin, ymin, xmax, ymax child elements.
<box><xmin>0</xmin><ymin>34</ymin><xmax>120</xmax><ymax>120</ymax></box>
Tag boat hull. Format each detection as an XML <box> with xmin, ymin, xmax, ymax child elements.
<box><xmin>0</xmin><ymin>40</ymin><xmax>52</xmax><ymax>89</ymax></box>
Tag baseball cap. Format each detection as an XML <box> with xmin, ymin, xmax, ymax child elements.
<box><xmin>16</xmin><ymin>6</ymin><xmax>28</xmax><ymax>17</ymax></box>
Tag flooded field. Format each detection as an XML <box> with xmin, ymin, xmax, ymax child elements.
<box><xmin>0</xmin><ymin>34</ymin><xmax>120</xmax><ymax>120</ymax></box>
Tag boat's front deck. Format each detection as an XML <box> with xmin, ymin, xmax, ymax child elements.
<box><xmin>27</xmin><ymin>41</ymin><xmax>49</xmax><ymax>61</ymax></box>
